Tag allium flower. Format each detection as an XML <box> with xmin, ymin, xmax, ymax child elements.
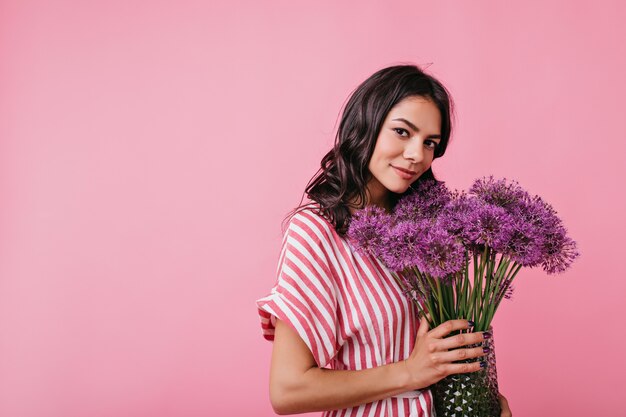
<box><xmin>540</xmin><ymin>225</ymin><xmax>580</xmax><ymax>274</ymax></box>
<box><xmin>513</xmin><ymin>195</ymin><xmax>560</xmax><ymax>231</ymax></box>
<box><xmin>379</xmin><ymin>220</ymin><xmax>431</xmax><ymax>272</ymax></box>
<box><xmin>463</xmin><ymin>201</ymin><xmax>515</xmax><ymax>253</ymax></box>
<box><xmin>347</xmin><ymin>205</ymin><xmax>391</xmax><ymax>257</ymax></box>
<box><xmin>414</xmin><ymin>226</ymin><xmax>465</xmax><ymax>279</ymax></box>
<box><xmin>436</xmin><ymin>191</ymin><xmax>482</xmax><ymax>244</ymax></box>
<box><xmin>394</xmin><ymin>179</ymin><xmax>453</xmax><ymax>223</ymax></box>
<box><xmin>504</xmin><ymin>217</ymin><xmax>544</xmax><ymax>267</ymax></box>
<box><xmin>511</xmin><ymin>194</ymin><xmax>580</xmax><ymax>272</ymax></box>
<box><xmin>469</xmin><ymin>176</ymin><xmax>530</xmax><ymax>212</ymax></box>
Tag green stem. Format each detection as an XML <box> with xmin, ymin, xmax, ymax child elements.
<box><xmin>479</xmin><ymin>248</ymin><xmax>501</xmax><ymax>330</ymax></box>
<box><xmin>434</xmin><ymin>277</ymin><xmax>445</xmax><ymax>324</ymax></box>
<box><xmin>460</xmin><ymin>251</ymin><xmax>471</xmax><ymax>321</ymax></box>
<box><xmin>475</xmin><ymin>245</ymin><xmax>488</xmax><ymax>328</ymax></box>
<box><xmin>481</xmin><ymin>254</ymin><xmax>511</xmax><ymax>330</ymax></box>
<box><xmin>467</xmin><ymin>250</ymin><xmax>479</xmax><ymax>322</ymax></box>
<box><xmin>454</xmin><ymin>271</ymin><xmax>463</xmax><ymax>319</ymax></box>
<box><xmin>392</xmin><ymin>270</ymin><xmax>434</xmax><ymax>328</ymax></box>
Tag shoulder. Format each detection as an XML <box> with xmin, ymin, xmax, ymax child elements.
<box><xmin>285</xmin><ymin>205</ymin><xmax>340</xmax><ymax>247</ymax></box>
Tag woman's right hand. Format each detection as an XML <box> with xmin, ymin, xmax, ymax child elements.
<box><xmin>404</xmin><ymin>316</ymin><xmax>490</xmax><ymax>390</ymax></box>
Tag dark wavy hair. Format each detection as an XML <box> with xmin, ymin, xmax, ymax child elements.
<box><xmin>283</xmin><ymin>63</ymin><xmax>456</xmax><ymax>236</ymax></box>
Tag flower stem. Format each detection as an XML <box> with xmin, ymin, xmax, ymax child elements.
<box><xmin>481</xmin><ymin>254</ymin><xmax>511</xmax><ymax>329</ymax></box>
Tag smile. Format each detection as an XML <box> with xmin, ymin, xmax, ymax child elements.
<box><xmin>391</xmin><ymin>165</ymin><xmax>416</xmax><ymax>180</ymax></box>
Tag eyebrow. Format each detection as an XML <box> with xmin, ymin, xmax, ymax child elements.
<box><xmin>392</xmin><ymin>118</ymin><xmax>441</xmax><ymax>139</ymax></box>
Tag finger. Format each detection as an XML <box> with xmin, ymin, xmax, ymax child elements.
<box><xmin>441</xmin><ymin>359</ymin><xmax>484</xmax><ymax>376</ymax></box>
<box><xmin>416</xmin><ymin>315</ymin><xmax>429</xmax><ymax>337</ymax></box>
<box><xmin>438</xmin><ymin>330</ymin><xmax>490</xmax><ymax>351</ymax></box>
<box><xmin>428</xmin><ymin>319</ymin><xmax>474</xmax><ymax>339</ymax></box>
<box><xmin>431</xmin><ymin>346</ymin><xmax>487</xmax><ymax>364</ymax></box>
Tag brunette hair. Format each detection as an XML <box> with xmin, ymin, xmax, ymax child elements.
<box><xmin>283</xmin><ymin>63</ymin><xmax>455</xmax><ymax>236</ymax></box>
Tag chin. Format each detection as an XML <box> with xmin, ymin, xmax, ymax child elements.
<box><xmin>385</xmin><ymin>182</ymin><xmax>411</xmax><ymax>195</ymax></box>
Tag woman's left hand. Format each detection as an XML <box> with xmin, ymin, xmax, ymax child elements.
<box><xmin>499</xmin><ymin>393</ymin><xmax>512</xmax><ymax>417</ymax></box>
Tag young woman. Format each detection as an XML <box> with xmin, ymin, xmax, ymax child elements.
<box><xmin>256</xmin><ymin>64</ymin><xmax>512</xmax><ymax>417</ymax></box>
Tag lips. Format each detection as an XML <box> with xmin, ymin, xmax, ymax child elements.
<box><xmin>391</xmin><ymin>165</ymin><xmax>417</xmax><ymax>180</ymax></box>
<box><xmin>391</xmin><ymin>165</ymin><xmax>417</xmax><ymax>175</ymax></box>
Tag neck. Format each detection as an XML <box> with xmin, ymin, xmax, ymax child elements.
<box><xmin>347</xmin><ymin>193</ymin><xmax>393</xmax><ymax>215</ymax></box>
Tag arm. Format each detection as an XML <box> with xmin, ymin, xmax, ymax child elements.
<box><xmin>499</xmin><ymin>393</ymin><xmax>512</xmax><ymax>417</ymax></box>
<box><xmin>269</xmin><ymin>318</ymin><xmax>410</xmax><ymax>415</ymax></box>
<box><xmin>269</xmin><ymin>317</ymin><xmax>489</xmax><ymax>415</ymax></box>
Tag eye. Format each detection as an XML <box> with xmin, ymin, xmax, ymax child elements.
<box><xmin>393</xmin><ymin>127</ymin><xmax>410</xmax><ymax>137</ymax></box>
<box><xmin>425</xmin><ymin>140</ymin><xmax>440</xmax><ymax>150</ymax></box>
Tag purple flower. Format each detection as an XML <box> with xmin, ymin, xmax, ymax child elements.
<box><xmin>462</xmin><ymin>201</ymin><xmax>515</xmax><ymax>253</ymax></box>
<box><xmin>414</xmin><ymin>226</ymin><xmax>466</xmax><ymax>279</ymax></box>
<box><xmin>349</xmin><ymin>202</ymin><xmax>465</xmax><ymax>279</ymax></box>
<box><xmin>436</xmin><ymin>191</ymin><xmax>481</xmax><ymax>244</ymax></box>
<box><xmin>504</xmin><ymin>216</ymin><xmax>544</xmax><ymax>266</ymax></box>
<box><xmin>469</xmin><ymin>176</ymin><xmax>530</xmax><ymax>212</ymax></box>
<box><xmin>513</xmin><ymin>195</ymin><xmax>560</xmax><ymax>230</ymax></box>
<box><xmin>347</xmin><ymin>205</ymin><xmax>392</xmax><ymax>257</ymax></box>
<box><xmin>379</xmin><ymin>220</ymin><xmax>431</xmax><ymax>272</ymax></box>
<box><xmin>470</xmin><ymin>177</ymin><xmax>580</xmax><ymax>273</ymax></box>
<box><xmin>394</xmin><ymin>179</ymin><xmax>453</xmax><ymax>223</ymax></box>
<box><xmin>512</xmin><ymin>195</ymin><xmax>580</xmax><ymax>272</ymax></box>
<box><xmin>540</xmin><ymin>225</ymin><xmax>580</xmax><ymax>274</ymax></box>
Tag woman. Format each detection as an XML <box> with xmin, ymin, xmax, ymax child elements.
<box><xmin>256</xmin><ymin>64</ymin><xmax>512</xmax><ymax>416</ymax></box>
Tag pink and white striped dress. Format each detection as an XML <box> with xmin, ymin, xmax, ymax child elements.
<box><xmin>256</xmin><ymin>206</ymin><xmax>435</xmax><ymax>417</ymax></box>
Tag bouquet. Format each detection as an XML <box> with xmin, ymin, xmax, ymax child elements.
<box><xmin>347</xmin><ymin>176</ymin><xmax>579</xmax><ymax>416</ymax></box>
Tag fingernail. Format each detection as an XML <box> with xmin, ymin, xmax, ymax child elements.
<box><xmin>480</xmin><ymin>361</ymin><xmax>487</xmax><ymax>368</ymax></box>
<box><xmin>483</xmin><ymin>347</ymin><xmax>490</xmax><ymax>353</ymax></box>
<box><xmin>483</xmin><ymin>332</ymin><xmax>492</xmax><ymax>339</ymax></box>
<box><xmin>467</xmin><ymin>320</ymin><xmax>475</xmax><ymax>327</ymax></box>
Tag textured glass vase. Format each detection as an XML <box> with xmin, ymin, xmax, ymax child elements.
<box><xmin>431</xmin><ymin>326</ymin><xmax>501</xmax><ymax>417</ymax></box>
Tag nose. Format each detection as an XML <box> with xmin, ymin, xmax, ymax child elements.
<box><xmin>403</xmin><ymin>139</ymin><xmax>425</xmax><ymax>163</ymax></box>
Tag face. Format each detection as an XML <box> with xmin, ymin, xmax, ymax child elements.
<box><xmin>366</xmin><ymin>96</ymin><xmax>442</xmax><ymax>208</ymax></box>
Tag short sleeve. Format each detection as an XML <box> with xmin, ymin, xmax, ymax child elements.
<box><xmin>255</xmin><ymin>210</ymin><xmax>340</xmax><ymax>369</ymax></box>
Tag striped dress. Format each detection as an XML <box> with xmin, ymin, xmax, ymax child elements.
<box><xmin>256</xmin><ymin>206</ymin><xmax>435</xmax><ymax>417</ymax></box>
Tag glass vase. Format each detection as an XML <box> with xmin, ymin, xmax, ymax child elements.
<box><xmin>431</xmin><ymin>326</ymin><xmax>501</xmax><ymax>417</ymax></box>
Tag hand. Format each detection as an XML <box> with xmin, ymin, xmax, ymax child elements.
<box><xmin>499</xmin><ymin>392</ymin><xmax>512</xmax><ymax>417</ymax></box>
<box><xmin>403</xmin><ymin>316</ymin><xmax>489</xmax><ymax>390</ymax></box>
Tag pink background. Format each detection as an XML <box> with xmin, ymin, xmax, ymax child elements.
<box><xmin>1</xmin><ymin>1</ymin><xmax>624</xmax><ymax>416</ymax></box>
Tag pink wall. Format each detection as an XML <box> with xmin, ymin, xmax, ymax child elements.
<box><xmin>1</xmin><ymin>1</ymin><xmax>624</xmax><ymax>416</ymax></box>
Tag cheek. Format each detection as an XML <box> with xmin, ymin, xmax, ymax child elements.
<box><xmin>371</xmin><ymin>136</ymin><xmax>400</xmax><ymax>163</ymax></box>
